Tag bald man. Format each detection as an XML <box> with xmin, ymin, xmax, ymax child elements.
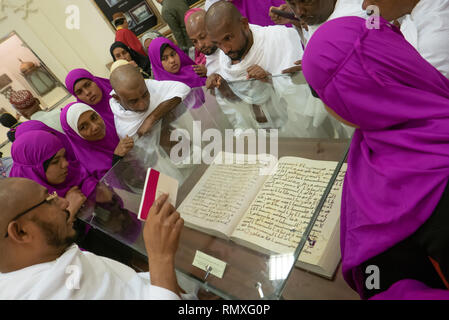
<box><xmin>185</xmin><ymin>9</ymin><xmax>221</xmax><ymax>77</ymax></box>
<box><xmin>109</xmin><ymin>64</ymin><xmax>191</xmax><ymax>139</ymax></box>
<box><xmin>362</xmin><ymin>0</ymin><xmax>449</xmax><ymax>79</ymax></box>
<box><xmin>0</xmin><ymin>178</ymin><xmax>186</xmax><ymax>299</ymax></box>
<box><xmin>204</xmin><ymin>1</ymin><xmax>339</xmax><ymax>138</ymax></box>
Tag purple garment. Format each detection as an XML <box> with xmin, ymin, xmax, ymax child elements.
<box><xmin>10</xmin><ymin>130</ymin><xmax>97</xmax><ymax>198</ymax></box>
<box><xmin>232</xmin><ymin>0</ymin><xmax>285</xmax><ymax>26</ymax></box>
<box><xmin>302</xmin><ymin>17</ymin><xmax>449</xmax><ymax>298</ymax></box>
<box><xmin>60</xmin><ymin>102</ymin><xmax>119</xmax><ymax>181</ymax></box>
<box><xmin>148</xmin><ymin>37</ymin><xmax>206</xmax><ymax>88</ymax></box>
<box><xmin>65</xmin><ymin>68</ymin><xmax>118</xmax><ymax>137</ymax></box>
<box><xmin>15</xmin><ymin>120</ymin><xmax>77</xmax><ymax>162</ymax></box>
<box><xmin>370</xmin><ymin>279</ymin><xmax>449</xmax><ymax>300</ymax></box>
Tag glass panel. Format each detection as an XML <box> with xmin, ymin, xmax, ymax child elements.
<box><xmin>78</xmin><ymin>78</ymin><xmax>351</xmax><ymax>300</ymax></box>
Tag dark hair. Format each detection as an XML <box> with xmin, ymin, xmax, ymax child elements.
<box><xmin>0</xmin><ymin>113</ymin><xmax>18</xmax><ymax>128</ymax></box>
<box><xmin>160</xmin><ymin>43</ymin><xmax>173</xmax><ymax>60</ymax></box>
<box><xmin>309</xmin><ymin>85</ymin><xmax>319</xmax><ymax>99</ymax></box>
<box><xmin>110</xmin><ymin>41</ymin><xmax>152</xmax><ymax>78</ymax></box>
<box><xmin>43</xmin><ymin>154</ymin><xmax>56</xmax><ymax>173</ymax></box>
<box><xmin>72</xmin><ymin>77</ymin><xmax>91</xmax><ymax>93</ymax></box>
<box><xmin>114</xmin><ymin>17</ymin><xmax>126</xmax><ymax>27</ymax></box>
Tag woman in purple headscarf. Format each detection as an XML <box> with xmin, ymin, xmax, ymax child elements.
<box><xmin>10</xmin><ymin>130</ymin><xmax>96</xmax><ymax>214</ymax></box>
<box><xmin>15</xmin><ymin>120</ymin><xmax>77</xmax><ymax>162</ymax></box>
<box><xmin>60</xmin><ymin>102</ymin><xmax>134</xmax><ymax>181</ymax></box>
<box><xmin>148</xmin><ymin>37</ymin><xmax>206</xmax><ymax>88</ymax></box>
<box><xmin>302</xmin><ymin>16</ymin><xmax>449</xmax><ymax>299</ymax></box>
<box><xmin>65</xmin><ymin>68</ymin><xmax>118</xmax><ymax>137</ymax></box>
<box><xmin>148</xmin><ymin>37</ymin><xmax>206</xmax><ymax>109</ymax></box>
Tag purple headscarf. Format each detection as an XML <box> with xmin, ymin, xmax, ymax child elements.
<box><xmin>60</xmin><ymin>102</ymin><xmax>119</xmax><ymax>181</ymax></box>
<box><xmin>370</xmin><ymin>279</ymin><xmax>449</xmax><ymax>300</ymax></box>
<box><xmin>148</xmin><ymin>37</ymin><xmax>206</xmax><ymax>88</ymax></box>
<box><xmin>302</xmin><ymin>17</ymin><xmax>449</xmax><ymax>297</ymax></box>
<box><xmin>65</xmin><ymin>68</ymin><xmax>117</xmax><ymax>135</ymax></box>
<box><xmin>231</xmin><ymin>0</ymin><xmax>285</xmax><ymax>27</ymax></box>
<box><xmin>15</xmin><ymin>120</ymin><xmax>77</xmax><ymax>162</ymax></box>
<box><xmin>10</xmin><ymin>130</ymin><xmax>97</xmax><ymax>198</ymax></box>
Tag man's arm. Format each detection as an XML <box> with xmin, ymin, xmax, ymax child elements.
<box><xmin>136</xmin><ymin>97</ymin><xmax>182</xmax><ymax>137</ymax></box>
<box><xmin>143</xmin><ymin>194</ymin><xmax>184</xmax><ymax>297</ymax></box>
<box><xmin>206</xmin><ymin>73</ymin><xmax>239</xmax><ymax>100</ymax></box>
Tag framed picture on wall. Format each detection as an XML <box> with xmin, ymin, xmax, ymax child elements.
<box><xmin>92</xmin><ymin>0</ymin><xmax>164</xmax><ymax>37</ymax></box>
<box><xmin>187</xmin><ymin>0</ymin><xmax>205</xmax><ymax>7</ymax></box>
<box><xmin>129</xmin><ymin>2</ymin><xmax>154</xmax><ymax>25</ymax></box>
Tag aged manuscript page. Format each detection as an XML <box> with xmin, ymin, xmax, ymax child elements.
<box><xmin>178</xmin><ymin>152</ymin><xmax>276</xmax><ymax>237</ymax></box>
<box><xmin>232</xmin><ymin>157</ymin><xmax>346</xmax><ymax>264</ymax></box>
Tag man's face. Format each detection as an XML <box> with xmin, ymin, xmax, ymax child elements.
<box><xmin>208</xmin><ymin>19</ymin><xmax>250</xmax><ymax>62</ymax></box>
<box><xmin>186</xmin><ymin>17</ymin><xmax>218</xmax><ymax>56</ymax></box>
<box><xmin>115</xmin><ymin>13</ymin><xmax>129</xmax><ymax>29</ymax></box>
<box><xmin>73</xmin><ymin>79</ymin><xmax>103</xmax><ymax>105</ymax></box>
<box><xmin>285</xmin><ymin>0</ymin><xmax>337</xmax><ymax>26</ymax></box>
<box><xmin>116</xmin><ymin>78</ymin><xmax>150</xmax><ymax>112</ymax></box>
<box><xmin>9</xmin><ymin>181</ymin><xmax>77</xmax><ymax>249</ymax></box>
<box><xmin>362</xmin><ymin>0</ymin><xmax>404</xmax><ymax>21</ymax></box>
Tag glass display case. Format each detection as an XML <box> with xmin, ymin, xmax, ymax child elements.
<box><xmin>78</xmin><ymin>75</ymin><xmax>351</xmax><ymax>300</ymax></box>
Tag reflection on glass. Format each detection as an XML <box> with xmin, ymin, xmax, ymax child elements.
<box><xmin>76</xmin><ymin>78</ymin><xmax>352</xmax><ymax>300</ymax></box>
<box><xmin>0</xmin><ymin>32</ymin><xmax>70</xmax><ymax>143</ymax></box>
<box><xmin>214</xmin><ymin>74</ymin><xmax>355</xmax><ymax>139</ymax></box>
<box><xmin>268</xmin><ymin>254</ymin><xmax>295</xmax><ymax>281</ymax></box>
<box><xmin>19</xmin><ymin>59</ymin><xmax>57</xmax><ymax>96</ymax></box>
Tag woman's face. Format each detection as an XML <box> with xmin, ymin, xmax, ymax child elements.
<box><xmin>113</xmin><ymin>47</ymin><xmax>133</xmax><ymax>62</ymax></box>
<box><xmin>45</xmin><ymin>148</ymin><xmax>69</xmax><ymax>185</ymax></box>
<box><xmin>77</xmin><ymin>110</ymin><xmax>106</xmax><ymax>141</ymax></box>
<box><xmin>161</xmin><ymin>46</ymin><xmax>181</xmax><ymax>74</ymax></box>
<box><xmin>73</xmin><ymin>79</ymin><xmax>103</xmax><ymax>105</ymax></box>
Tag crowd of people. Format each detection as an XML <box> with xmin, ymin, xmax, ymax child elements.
<box><xmin>1</xmin><ymin>0</ymin><xmax>449</xmax><ymax>300</ymax></box>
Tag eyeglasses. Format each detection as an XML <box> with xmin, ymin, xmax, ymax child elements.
<box><xmin>4</xmin><ymin>191</ymin><xmax>58</xmax><ymax>238</ymax></box>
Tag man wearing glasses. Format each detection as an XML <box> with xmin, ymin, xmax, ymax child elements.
<box><xmin>0</xmin><ymin>178</ymin><xmax>186</xmax><ymax>299</ymax></box>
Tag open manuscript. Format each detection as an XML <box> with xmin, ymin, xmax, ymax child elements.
<box><xmin>178</xmin><ymin>152</ymin><xmax>347</xmax><ymax>279</ymax></box>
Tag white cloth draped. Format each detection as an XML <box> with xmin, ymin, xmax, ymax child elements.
<box><xmin>305</xmin><ymin>0</ymin><xmax>366</xmax><ymax>41</ymax></box>
<box><xmin>110</xmin><ymin>79</ymin><xmax>191</xmax><ymax>139</ymax></box>
<box><xmin>399</xmin><ymin>0</ymin><xmax>449</xmax><ymax>78</ymax></box>
<box><xmin>30</xmin><ymin>108</ymin><xmax>64</xmax><ymax>133</ymax></box>
<box><xmin>206</xmin><ymin>49</ymin><xmax>221</xmax><ymax>76</ymax></box>
<box><xmin>0</xmin><ymin>245</ymin><xmax>185</xmax><ymax>300</ymax></box>
<box><xmin>214</xmin><ymin>24</ymin><xmax>340</xmax><ymax>137</ymax></box>
<box><xmin>205</xmin><ymin>0</ymin><xmax>221</xmax><ymax>11</ymax></box>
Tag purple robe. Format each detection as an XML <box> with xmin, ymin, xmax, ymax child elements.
<box><xmin>302</xmin><ymin>16</ymin><xmax>449</xmax><ymax>299</ymax></box>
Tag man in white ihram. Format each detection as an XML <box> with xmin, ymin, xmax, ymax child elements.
<box><xmin>0</xmin><ymin>177</ymin><xmax>194</xmax><ymax>299</ymax></box>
